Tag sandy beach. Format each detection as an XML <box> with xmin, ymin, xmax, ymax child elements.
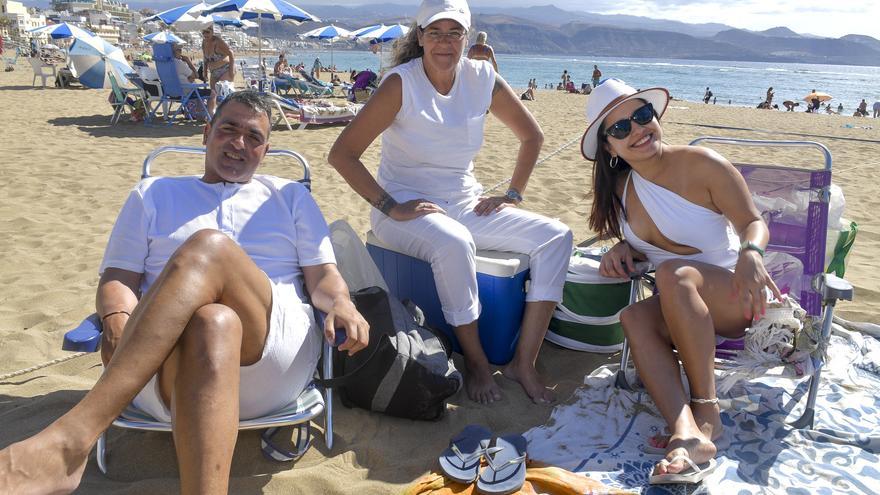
<box><xmin>0</xmin><ymin>60</ymin><xmax>877</xmax><ymax>494</ymax></box>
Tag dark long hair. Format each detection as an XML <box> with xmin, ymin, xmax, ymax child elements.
<box><xmin>588</xmin><ymin>124</ymin><xmax>632</xmax><ymax>241</ymax></box>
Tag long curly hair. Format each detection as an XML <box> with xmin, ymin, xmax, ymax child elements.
<box><xmin>391</xmin><ymin>23</ymin><xmax>423</xmax><ymax>67</ymax></box>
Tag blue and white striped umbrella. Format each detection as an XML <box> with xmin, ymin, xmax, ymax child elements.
<box><xmin>205</xmin><ymin>0</ymin><xmax>318</xmax><ymax>22</ymax></box>
<box><xmin>356</xmin><ymin>23</ymin><xmax>410</xmax><ymax>44</ymax></box>
<box><xmin>350</xmin><ymin>24</ymin><xmax>383</xmax><ymax>38</ymax></box>
<box><xmin>68</xmin><ymin>36</ymin><xmax>134</xmax><ymax>89</ymax></box>
<box><xmin>301</xmin><ymin>24</ymin><xmax>351</xmax><ymax>41</ymax></box>
<box><xmin>143</xmin><ymin>30</ymin><xmax>185</xmax><ymax>44</ymax></box>
<box><xmin>28</xmin><ymin>22</ymin><xmax>95</xmax><ymax>40</ymax></box>
<box><xmin>143</xmin><ymin>2</ymin><xmax>211</xmax><ymax>27</ymax></box>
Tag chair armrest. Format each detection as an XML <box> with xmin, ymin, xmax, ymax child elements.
<box><xmin>812</xmin><ymin>273</ymin><xmax>854</xmax><ymax>304</ymax></box>
<box><xmin>62</xmin><ymin>313</ymin><xmax>102</xmax><ymax>352</ymax></box>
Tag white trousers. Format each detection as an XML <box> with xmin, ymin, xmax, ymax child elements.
<box><xmin>371</xmin><ymin>195</ymin><xmax>572</xmax><ymax>326</ymax></box>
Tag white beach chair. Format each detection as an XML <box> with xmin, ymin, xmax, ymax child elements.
<box><xmin>27</xmin><ymin>57</ymin><xmax>56</xmax><ymax>88</ymax></box>
<box><xmin>62</xmin><ymin>145</ymin><xmax>333</xmax><ymax>475</ymax></box>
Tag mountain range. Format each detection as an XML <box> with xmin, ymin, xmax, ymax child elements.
<box><xmin>265</xmin><ymin>3</ymin><xmax>880</xmax><ymax>66</ymax></box>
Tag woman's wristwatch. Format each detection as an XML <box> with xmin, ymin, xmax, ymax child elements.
<box><xmin>739</xmin><ymin>240</ymin><xmax>765</xmax><ymax>257</ymax></box>
<box><xmin>504</xmin><ymin>188</ymin><xmax>523</xmax><ymax>204</ymax></box>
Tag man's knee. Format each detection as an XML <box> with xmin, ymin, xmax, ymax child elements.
<box><xmin>168</xmin><ymin>229</ymin><xmax>238</xmax><ymax>271</ymax></box>
<box><xmin>178</xmin><ymin>304</ymin><xmax>243</xmax><ymax>372</ymax></box>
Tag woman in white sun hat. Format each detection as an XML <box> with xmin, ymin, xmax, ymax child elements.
<box><xmin>329</xmin><ymin>0</ymin><xmax>572</xmax><ymax>405</ymax></box>
<box><xmin>583</xmin><ymin>79</ymin><xmax>781</xmax><ymax>485</ymax></box>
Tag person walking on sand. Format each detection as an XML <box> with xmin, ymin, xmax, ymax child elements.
<box><xmin>467</xmin><ymin>31</ymin><xmax>497</xmax><ymax>71</ymax></box>
<box><xmin>201</xmin><ymin>25</ymin><xmax>235</xmax><ymax>116</ymax></box>
<box><xmin>581</xmin><ymin>78</ymin><xmax>780</xmax><ymax>485</ymax></box>
<box><xmin>592</xmin><ymin>64</ymin><xmax>602</xmax><ymax>87</ymax></box>
<box><xmin>328</xmin><ymin>0</ymin><xmax>572</xmax><ymax>406</ymax></box>
<box><xmin>765</xmin><ymin>87</ymin><xmax>774</xmax><ymax>106</ymax></box>
<box><xmin>703</xmin><ymin>87</ymin><xmax>712</xmax><ymax>104</ymax></box>
<box><xmin>0</xmin><ymin>91</ymin><xmax>370</xmax><ymax>495</ymax></box>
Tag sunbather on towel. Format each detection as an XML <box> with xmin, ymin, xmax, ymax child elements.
<box><xmin>580</xmin><ymin>79</ymin><xmax>781</xmax><ymax>483</ymax></box>
<box><xmin>329</xmin><ymin>0</ymin><xmax>572</xmax><ymax>406</ymax></box>
<box><xmin>0</xmin><ymin>91</ymin><xmax>369</xmax><ymax>495</ymax></box>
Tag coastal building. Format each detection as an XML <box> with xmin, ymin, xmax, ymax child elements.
<box><xmin>51</xmin><ymin>0</ymin><xmax>132</xmax><ymax>23</ymax></box>
<box><xmin>0</xmin><ymin>0</ymin><xmax>47</xmax><ymax>40</ymax></box>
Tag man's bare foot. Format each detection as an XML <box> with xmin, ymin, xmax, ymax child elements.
<box><xmin>463</xmin><ymin>358</ymin><xmax>502</xmax><ymax>404</ymax></box>
<box><xmin>0</xmin><ymin>426</ymin><xmax>89</xmax><ymax>495</ymax></box>
<box><xmin>502</xmin><ymin>360</ymin><xmax>555</xmax><ymax>404</ymax></box>
<box><xmin>652</xmin><ymin>432</ymin><xmax>716</xmax><ymax>476</ymax></box>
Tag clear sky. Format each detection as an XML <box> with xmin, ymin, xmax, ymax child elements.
<box><xmin>26</xmin><ymin>0</ymin><xmax>880</xmax><ymax>39</ymax></box>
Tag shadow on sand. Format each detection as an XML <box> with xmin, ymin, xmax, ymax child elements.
<box><xmin>48</xmin><ymin>114</ymin><xmax>207</xmax><ymax>139</ymax></box>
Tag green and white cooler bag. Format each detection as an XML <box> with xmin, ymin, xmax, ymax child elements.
<box><xmin>545</xmin><ymin>248</ymin><xmax>633</xmax><ymax>353</ymax></box>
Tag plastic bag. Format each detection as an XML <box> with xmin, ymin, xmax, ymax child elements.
<box><xmin>328</xmin><ymin>220</ymin><xmax>388</xmax><ymax>292</ymax></box>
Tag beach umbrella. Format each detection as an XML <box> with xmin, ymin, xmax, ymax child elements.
<box><xmin>357</xmin><ymin>23</ymin><xmax>409</xmax><ymax>44</ymax></box>
<box><xmin>28</xmin><ymin>22</ymin><xmax>95</xmax><ymax>40</ymax></box>
<box><xmin>143</xmin><ymin>30</ymin><xmax>185</xmax><ymax>44</ymax></box>
<box><xmin>804</xmin><ymin>91</ymin><xmax>832</xmax><ymax>103</ymax></box>
<box><xmin>301</xmin><ymin>24</ymin><xmax>351</xmax><ymax>67</ymax></box>
<box><xmin>211</xmin><ymin>16</ymin><xmax>258</xmax><ymax>28</ymax></box>
<box><xmin>205</xmin><ymin>0</ymin><xmax>319</xmax><ymax>66</ymax></box>
<box><xmin>143</xmin><ymin>2</ymin><xmax>213</xmax><ymax>30</ymax></box>
<box><xmin>68</xmin><ymin>35</ymin><xmax>134</xmax><ymax>89</ymax></box>
<box><xmin>350</xmin><ymin>24</ymin><xmax>383</xmax><ymax>38</ymax></box>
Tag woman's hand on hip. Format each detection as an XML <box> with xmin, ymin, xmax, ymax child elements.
<box><xmin>599</xmin><ymin>241</ymin><xmax>637</xmax><ymax>279</ymax></box>
<box><xmin>473</xmin><ymin>195</ymin><xmax>516</xmax><ymax>216</ymax></box>
<box><xmin>389</xmin><ymin>199</ymin><xmax>445</xmax><ymax>221</ymax></box>
<box><xmin>732</xmin><ymin>251</ymin><xmax>782</xmax><ymax>321</ymax></box>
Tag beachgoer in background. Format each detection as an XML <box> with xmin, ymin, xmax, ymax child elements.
<box><xmin>328</xmin><ymin>0</ymin><xmax>572</xmax><ymax>405</ymax></box>
<box><xmin>201</xmin><ymin>25</ymin><xmax>235</xmax><ymax>115</ymax></box>
<box><xmin>467</xmin><ymin>31</ymin><xmax>497</xmax><ymax>71</ymax></box>
<box><xmin>703</xmin><ymin>87</ymin><xmax>712</xmax><ymax>104</ymax></box>
<box><xmin>581</xmin><ymin>78</ymin><xmax>780</xmax><ymax>485</ymax></box>
<box><xmin>826</xmin><ymin>105</ymin><xmax>836</xmax><ymax>114</ymax></box>
<box><xmin>592</xmin><ymin>65</ymin><xmax>602</xmax><ymax>87</ymax></box>
<box><xmin>273</xmin><ymin>53</ymin><xmax>289</xmax><ymax>77</ymax></box>
<box><xmin>838</xmin><ymin>102</ymin><xmax>844</xmax><ymax>114</ymax></box>
<box><xmin>713</xmin><ymin>96</ymin><xmax>716</xmax><ymax>104</ymax></box>
<box><xmin>521</xmin><ymin>86</ymin><xmax>536</xmax><ymax>101</ymax></box>
<box><xmin>873</xmin><ymin>101</ymin><xmax>880</xmax><ymax>118</ymax></box>
<box><xmin>783</xmin><ymin>100</ymin><xmax>799</xmax><ymax>111</ymax></box>
<box><xmin>765</xmin><ymin>87</ymin><xmax>774</xmax><ymax>106</ymax></box>
<box><xmin>312</xmin><ymin>57</ymin><xmax>322</xmax><ymax>79</ymax></box>
<box><xmin>810</xmin><ymin>90</ymin><xmax>820</xmax><ymax>112</ymax></box>
<box><xmin>0</xmin><ymin>91</ymin><xmax>370</xmax><ymax>495</ymax></box>
<box><xmin>858</xmin><ymin>99</ymin><xmax>868</xmax><ymax>117</ymax></box>
<box><xmin>172</xmin><ymin>44</ymin><xmax>204</xmax><ymax>92</ymax></box>
<box><xmin>561</xmin><ymin>69</ymin><xmax>568</xmax><ymax>87</ymax></box>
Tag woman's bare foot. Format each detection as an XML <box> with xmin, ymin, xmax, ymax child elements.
<box><xmin>648</xmin><ymin>402</ymin><xmax>723</xmax><ymax>449</ymax></box>
<box><xmin>463</xmin><ymin>357</ymin><xmax>502</xmax><ymax>404</ymax></box>
<box><xmin>502</xmin><ymin>360</ymin><xmax>555</xmax><ymax>404</ymax></box>
<box><xmin>0</xmin><ymin>425</ymin><xmax>89</xmax><ymax>495</ymax></box>
<box><xmin>653</xmin><ymin>431</ymin><xmax>716</xmax><ymax>476</ymax></box>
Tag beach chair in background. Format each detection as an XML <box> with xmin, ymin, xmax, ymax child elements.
<box><xmin>3</xmin><ymin>46</ymin><xmax>22</xmax><ymax>71</ymax></box>
<box><xmin>293</xmin><ymin>69</ymin><xmax>334</xmax><ymax>97</ymax></box>
<box><xmin>107</xmin><ymin>71</ymin><xmax>145</xmax><ymax>125</ymax></box>
<box><xmin>613</xmin><ymin>138</ymin><xmax>853</xmax><ymax>429</ymax></box>
<box><xmin>151</xmin><ymin>44</ymin><xmax>210</xmax><ymax>123</ymax></box>
<box><xmin>27</xmin><ymin>56</ymin><xmax>56</xmax><ymax>88</ymax></box>
<box><xmin>61</xmin><ymin>145</ymin><xmax>333</xmax><ymax>475</ymax></box>
<box><xmin>267</xmin><ymin>93</ymin><xmax>362</xmax><ymax>130</ymax></box>
<box><xmin>126</xmin><ymin>72</ymin><xmax>163</xmax><ymax>124</ymax></box>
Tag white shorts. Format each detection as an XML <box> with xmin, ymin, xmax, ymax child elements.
<box><xmin>130</xmin><ymin>279</ymin><xmax>322</xmax><ymax>422</ymax></box>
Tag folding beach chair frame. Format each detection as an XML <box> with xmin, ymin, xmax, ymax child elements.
<box><xmin>62</xmin><ymin>146</ymin><xmax>330</xmax><ymax>475</ymax></box>
<box><xmin>152</xmin><ymin>44</ymin><xmax>211</xmax><ymax>124</ymax></box>
<box><xmin>612</xmin><ymin>137</ymin><xmax>853</xmax><ymax>430</ymax></box>
<box><xmin>107</xmin><ymin>71</ymin><xmax>144</xmax><ymax>125</ymax></box>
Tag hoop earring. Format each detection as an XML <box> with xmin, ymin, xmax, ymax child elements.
<box><xmin>609</xmin><ymin>155</ymin><xmax>619</xmax><ymax>168</ymax></box>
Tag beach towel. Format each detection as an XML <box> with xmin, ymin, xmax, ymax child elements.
<box><xmin>404</xmin><ymin>463</ymin><xmax>627</xmax><ymax>495</ymax></box>
<box><xmin>524</xmin><ymin>324</ymin><xmax>880</xmax><ymax>493</ymax></box>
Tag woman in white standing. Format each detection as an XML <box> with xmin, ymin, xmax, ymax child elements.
<box><xmin>328</xmin><ymin>0</ymin><xmax>572</xmax><ymax>404</ymax></box>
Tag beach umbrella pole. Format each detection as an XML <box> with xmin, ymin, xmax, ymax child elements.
<box><xmin>258</xmin><ymin>17</ymin><xmax>263</xmax><ymax>72</ymax></box>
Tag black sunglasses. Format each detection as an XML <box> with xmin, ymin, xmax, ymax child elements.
<box><xmin>604</xmin><ymin>102</ymin><xmax>655</xmax><ymax>140</ymax></box>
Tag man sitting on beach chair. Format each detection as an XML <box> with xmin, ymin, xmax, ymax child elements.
<box><xmin>0</xmin><ymin>90</ymin><xmax>369</xmax><ymax>495</ymax></box>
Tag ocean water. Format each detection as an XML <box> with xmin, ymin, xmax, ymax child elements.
<box><xmin>253</xmin><ymin>49</ymin><xmax>880</xmax><ymax>110</ymax></box>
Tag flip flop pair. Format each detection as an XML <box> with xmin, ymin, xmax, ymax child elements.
<box><xmin>439</xmin><ymin>425</ymin><xmax>528</xmax><ymax>495</ymax></box>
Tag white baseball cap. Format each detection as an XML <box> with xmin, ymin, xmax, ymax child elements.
<box><xmin>416</xmin><ymin>0</ymin><xmax>471</xmax><ymax>32</ymax></box>
<box><xmin>580</xmin><ymin>78</ymin><xmax>670</xmax><ymax>161</ymax></box>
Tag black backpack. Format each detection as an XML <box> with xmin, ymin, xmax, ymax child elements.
<box><xmin>318</xmin><ymin>287</ymin><xmax>463</xmax><ymax>421</ymax></box>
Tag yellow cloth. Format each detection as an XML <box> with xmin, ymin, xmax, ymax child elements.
<box><xmin>403</xmin><ymin>462</ymin><xmax>631</xmax><ymax>495</ymax></box>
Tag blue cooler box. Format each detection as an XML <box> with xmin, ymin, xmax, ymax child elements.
<box><xmin>366</xmin><ymin>231</ymin><xmax>530</xmax><ymax>365</ymax></box>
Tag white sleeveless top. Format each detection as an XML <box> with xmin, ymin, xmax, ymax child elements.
<box><xmin>378</xmin><ymin>57</ymin><xmax>495</xmax><ymax>201</ymax></box>
<box><xmin>622</xmin><ymin>171</ymin><xmax>740</xmax><ymax>270</ymax></box>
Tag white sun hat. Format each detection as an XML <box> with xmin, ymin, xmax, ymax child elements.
<box><xmin>416</xmin><ymin>0</ymin><xmax>471</xmax><ymax>32</ymax></box>
<box><xmin>580</xmin><ymin>78</ymin><xmax>670</xmax><ymax>161</ymax></box>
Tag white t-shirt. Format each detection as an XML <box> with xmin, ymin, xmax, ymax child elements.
<box><xmin>100</xmin><ymin>175</ymin><xmax>335</xmax><ymax>302</ymax></box>
<box><xmin>378</xmin><ymin>57</ymin><xmax>495</xmax><ymax>201</ymax></box>
<box><xmin>174</xmin><ymin>58</ymin><xmax>194</xmax><ymax>86</ymax></box>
